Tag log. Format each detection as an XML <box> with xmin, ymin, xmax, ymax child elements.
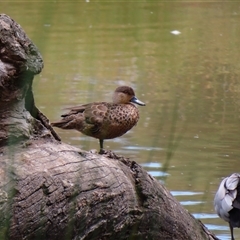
<box><xmin>0</xmin><ymin>14</ymin><xmax>219</xmax><ymax>240</ymax></box>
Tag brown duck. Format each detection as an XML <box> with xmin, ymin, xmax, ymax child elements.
<box><xmin>51</xmin><ymin>86</ymin><xmax>145</xmax><ymax>153</ymax></box>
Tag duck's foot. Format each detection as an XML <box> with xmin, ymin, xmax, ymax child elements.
<box><xmin>98</xmin><ymin>149</ymin><xmax>129</xmax><ymax>161</ymax></box>
<box><xmin>99</xmin><ymin>148</ymin><xmax>107</xmax><ymax>155</ymax></box>
<box><xmin>99</xmin><ymin>149</ymin><xmax>117</xmax><ymax>157</ymax></box>
<box><xmin>100</xmin><ymin>150</ymin><xmax>118</xmax><ymax>159</ymax></box>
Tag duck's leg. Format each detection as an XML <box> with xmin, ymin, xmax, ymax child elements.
<box><xmin>229</xmin><ymin>223</ymin><xmax>235</xmax><ymax>240</ymax></box>
<box><xmin>99</xmin><ymin>139</ymin><xmax>104</xmax><ymax>154</ymax></box>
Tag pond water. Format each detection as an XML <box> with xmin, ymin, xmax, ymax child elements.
<box><xmin>3</xmin><ymin>2</ymin><xmax>240</xmax><ymax>239</ymax></box>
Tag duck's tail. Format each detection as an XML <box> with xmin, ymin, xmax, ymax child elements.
<box><xmin>51</xmin><ymin>113</ymin><xmax>84</xmax><ymax>131</ymax></box>
<box><xmin>51</xmin><ymin>120</ymin><xmax>69</xmax><ymax>129</ymax></box>
<box><xmin>51</xmin><ymin>118</ymin><xmax>76</xmax><ymax>130</ymax></box>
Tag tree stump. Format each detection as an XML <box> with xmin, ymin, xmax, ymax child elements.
<box><xmin>0</xmin><ymin>14</ymin><xmax>219</xmax><ymax>240</ymax></box>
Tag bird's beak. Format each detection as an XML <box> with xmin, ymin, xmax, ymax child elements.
<box><xmin>130</xmin><ymin>96</ymin><xmax>146</xmax><ymax>106</ymax></box>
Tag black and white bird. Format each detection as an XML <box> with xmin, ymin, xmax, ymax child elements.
<box><xmin>214</xmin><ymin>173</ymin><xmax>240</xmax><ymax>240</ymax></box>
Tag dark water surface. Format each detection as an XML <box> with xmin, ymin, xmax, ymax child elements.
<box><xmin>3</xmin><ymin>2</ymin><xmax>240</xmax><ymax>239</ymax></box>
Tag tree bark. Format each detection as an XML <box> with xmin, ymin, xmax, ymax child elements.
<box><xmin>0</xmin><ymin>14</ymin><xmax>219</xmax><ymax>240</ymax></box>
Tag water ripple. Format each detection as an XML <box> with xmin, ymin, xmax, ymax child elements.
<box><xmin>205</xmin><ymin>224</ymin><xmax>229</xmax><ymax>231</ymax></box>
<box><xmin>171</xmin><ymin>191</ymin><xmax>203</xmax><ymax>196</ymax></box>
<box><xmin>141</xmin><ymin>162</ymin><xmax>162</xmax><ymax>168</ymax></box>
<box><xmin>123</xmin><ymin>146</ymin><xmax>163</xmax><ymax>151</ymax></box>
<box><xmin>180</xmin><ymin>201</ymin><xmax>204</xmax><ymax>206</ymax></box>
<box><xmin>147</xmin><ymin>171</ymin><xmax>169</xmax><ymax>177</ymax></box>
<box><xmin>192</xmin><ymin>213</ymin><xmax>218</xmax><ymax>219</ymax></box>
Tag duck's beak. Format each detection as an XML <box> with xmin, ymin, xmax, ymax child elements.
<box><xmin>130</xmin><ymin>96</ymin><xmax>146</xmax><ymax>106</ymax></box>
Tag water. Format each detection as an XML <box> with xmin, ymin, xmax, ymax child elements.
<box><xmin>3</xmin><ymin>2</ymin><xmax>240</xmax><ymax>239</ymax></box>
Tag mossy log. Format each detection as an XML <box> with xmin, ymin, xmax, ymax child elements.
<box><xmin>0</xmin><ymin>14</ymin><xmax>219</xmax><ymax>240</ymax></box>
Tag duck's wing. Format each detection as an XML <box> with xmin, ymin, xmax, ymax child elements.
<box><xmin>232</xmin><ymin>175</ymin><xmax>240</xmax><ymax>209</ymax></box>
<box><xmin>228</xmin><ymin>174</ymin><xmax>240</xmax><ymax>228</ymax></box>
<box><xmin>51</xmin><ymin>103</ymin><xmax>93</xmax><ymax>129</ymax></box>
<box><xmin>214</xmin><ymin>173</ymin><xmax>240</xmax><ymax>222</ymax></box>
<box><xmin>83</xmin><ymin>102</ymin><xmax>109</xmax><ymax>124</ymax></box>
<box><xmin>51</xmin><ymin>102</ymin><xmax>110</xmax><ymax>134</ymax></box>
<box><xmin>78</xmin><ymin>102</ymin><xmax>109</xmax><ymax>135</ymax></box>
<box><xmin>61</xmin><ymin>103</ymin><xmax>91</xmax><ymax>117</ymax></box>
<box><xmin>214</xmin><ymin>177</ymin><xmax>232</xmax><ymax>222</ymax></box>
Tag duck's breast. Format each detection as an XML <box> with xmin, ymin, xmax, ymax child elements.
<box><xmin>102</xmin><ymin>103</ymin><xmax>140</xmax><ymax>139</ymax></box>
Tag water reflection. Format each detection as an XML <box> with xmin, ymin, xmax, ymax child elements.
<box><xmin>180</xmin><ymin>200</ymin><xmax>204</xmax><ymax>206</ymax></box>
<box><xmin>123</xmin><ymin>146</ymin><xmax>163</xmax><ymax>151</ymax></box>
<box><xmin>192</xmin><ymin>213</ymin><xmax>219</xmax><ymax>219</ymax></box>
<box><xmin>140</xmin><ymin>162</ymin><xmax>162</xmax><ymax>168</ymax></box>
<box><xmin>4</xmin><ymin>2</ymin><xmax>240</xmax><ymax>239</ymax></box>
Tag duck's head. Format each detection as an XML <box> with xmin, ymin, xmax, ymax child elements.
<box><xmin>112</xmin><ymin>86</ymin><xmax>145</xmax><ymax>106</ymax></box>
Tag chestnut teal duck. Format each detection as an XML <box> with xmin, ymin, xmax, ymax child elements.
<box><xmin>51</xmin><ymin>86</ymin><xmax>145</xmax><ymax>153</ymax></box>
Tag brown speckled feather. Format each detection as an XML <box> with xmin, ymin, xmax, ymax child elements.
<box><xmin>52</xmin><ymin>102</ymin><xmax>139</xmax><ymax>140</ymax></box>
